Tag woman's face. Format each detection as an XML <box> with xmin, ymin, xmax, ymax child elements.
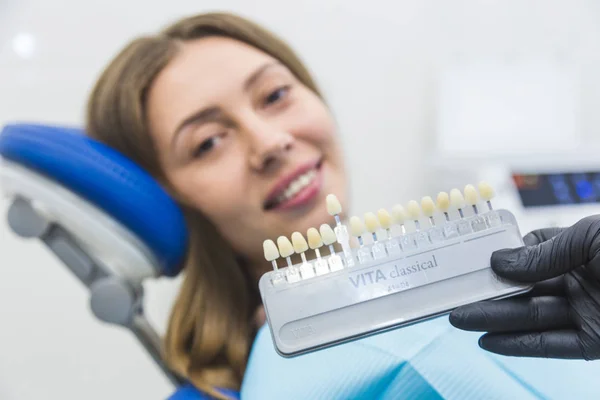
<box><xmin>146</xmin><ymin>36</ymin><xmax>347</xmax><ymax>266</ymax></box>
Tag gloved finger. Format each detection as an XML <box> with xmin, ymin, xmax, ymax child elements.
<box><xmin>478</xmin><ymin>330</ymin><xmax>586</xmax><ymax>359</ymax></box>
<box><xmin>517</xmin><ymin>275</ymin><xmax>565</xmax><ymax>298</ymax></box>
<box><xmin>522</xmin><ymin>227</ymin><xmax>565</xmax><ymax>246</ymax></box>
<box><xmin>491</xmin><ymin>215</ymin><xmax>600</xmax><ymax>282</ymax></box>
<box><xmin>449</xmin><ymin>296</ymin><xmax>572</xmax><ymax>333</ymax></box>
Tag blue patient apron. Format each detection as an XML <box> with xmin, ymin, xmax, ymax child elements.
<box><xmin>241</xmin><ymin>316</ymin><xmax>600</xmax><ymax>399</ymax></box>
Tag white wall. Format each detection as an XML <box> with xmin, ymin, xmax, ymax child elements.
<box><xmin>1</xmin><ymin>0</ymin><xmax>599</xmax><ymax>399</ymax></box>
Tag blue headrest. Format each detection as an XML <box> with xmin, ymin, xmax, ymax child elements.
<box><xmin>0</xmin><ymin>123</ymin><xmax>188</xmax><ymax>277</ymax></box>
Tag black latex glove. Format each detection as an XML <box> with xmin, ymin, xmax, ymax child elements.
<box><xmin>449</xmin><ymin>215</ymin><xmax>600</xmax><ymax>360</ymax></box>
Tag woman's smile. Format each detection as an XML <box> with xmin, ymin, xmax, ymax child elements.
<box><xmin>263</xmin><ymin>158</ymin><xmax>324</xmax><ymax>211</ymax></box>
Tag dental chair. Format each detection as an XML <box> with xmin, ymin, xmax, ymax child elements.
<box><xmin>0</xmin><ymin>123</ymin><xmax>238</xmax><ymax>400</ymax></box>
<box><xmin>6</xmin><ymin>123</ymin><xmax>600</xmax><ymax>400</ymax></box>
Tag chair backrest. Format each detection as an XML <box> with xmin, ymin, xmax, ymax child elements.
<box><xmin>0</xmin><ymin>123</ymin><xmax>188</xmax><ymax>276</ymax></box>
<box><xmin>0</xmin><ymin>123</ymin><xmax>240</xmax><ymax>399</ymax></box>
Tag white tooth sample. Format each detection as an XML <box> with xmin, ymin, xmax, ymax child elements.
<box><xmin>277</xmin><ymin>236</ymin><xmax>294</xmax><ymax>258</ymax></box>
<box><xmin>365</xmin><ymin>211</ymin><xmax>386</xmax><ymax>258</ymax></box>
<box><xmin>308</xmin><ymin>227</ymin><xmax>328</xmax><ymax>275</ymax></box>
<box><xmin>349</xmin><ymin>216</ymin><xmax>366</xmax><ymax>237</ymax></box>
<box><xmin>364</xmin><ymin>212</ymin><xmax>380</xmax><ymax>233</ymax></box>
<box><xmin>326</xmin><ymin>194</ymin><xmax>343</xmax><ymax>216</ymax></box>
<box><xmin>407</xmin><ymin>200</ymin><xmax>422</xmax><ymax>231</ymax></box>
<box><xmin>478</xmin><ymin>181</ymin><xmax>495</xmax><ymax>201</ymax></box>
<box><xmin>319</xmin><ymin>224</ymin><xmax>337</xmax><ymax>245</ymax></box>
<box><xmin>292</xmin><ymin>231</ymin><xmax>314</xmax><ymax>278</ymax></box>
<box><xmin>464</xmin><ymin>184</ymin><xmax>479</xmax><ymax>205</ymax></box>
<box><xmin>420</xmin><ymin>196</ymin><xmax>436</xmax><ymax>217</ymax></box>
<box><xmin>377</xmin><ymin>208</ymin><xmax>392</xmax><ymax>230</ymax></box>
<box><xmin>407</xmin><ymin>200</ymin><xmax>421</xmax><ymax>220</ymax></box>
<box><xmin>391</xmin><ymin>204</ymin><xmax>407</xmax><ymax>225</ymax></box>
<box><xmin>291</xmin><ymin>231</ymin><xmax>309</xmax><ymax>253</ymax></box>
<box><xmin>450</xmin><ymin>188</ymin><xmax>465</xmax><ymax>209</ymax></box>
<box><xmin>436</xmin><ymin>192</ymin><xmax>450</xmax><ymax>212</ymax></box>
<box><xmin>478</xmin><ymin>181</ymin><xmax>499</xmax><ymax>222</ymax></box>
<box><xmin>263</xmin><ymin>239</ymin><xmax>280</xmax><ymax>261</ymax></box>
<box><xmin>307</xmin><ymin>228</ymin><xmax>323</xmax><ymax>249</ymax></box>
<box><xmin>436</xmin><ymin>191</ymin><xmax>452</xmax><ymax>222</ymax></box>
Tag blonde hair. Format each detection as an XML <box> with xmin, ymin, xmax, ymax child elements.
<box><xmin>85</xmin><ymin>12</ymin><xmax>324</xmax><ymax>399</ymax></box>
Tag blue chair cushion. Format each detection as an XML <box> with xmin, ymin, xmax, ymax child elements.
<box><xmin>0</xmin><ymin>123</ymin><xmax>188</xmax><ymax>276</ymax></box>
<box><xmin>168</xmin><ymin>384</ymin><xmax>240</xmax><ymax>400</ymax></box>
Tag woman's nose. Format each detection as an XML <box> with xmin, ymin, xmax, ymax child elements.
<box><xmin>246</xmin><ymin>123</ymin><xmax>295</xmax><ymax>172</ymax></box>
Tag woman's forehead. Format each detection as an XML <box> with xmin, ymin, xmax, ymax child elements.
<box><xmin>164</xmin><ymin>37</ymin><xmax>277</xmax><ymax>87</ymax></box>
<box><xmin>146</xmin><ymin>37</ymin><xmax>280</xmax><ymax>140</ymax></box>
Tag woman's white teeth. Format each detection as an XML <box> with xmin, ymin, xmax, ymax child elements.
<box><xmin>277</xmin><ymin>169</ymin><xmax>317</xmax><ymax>204</ymax></box>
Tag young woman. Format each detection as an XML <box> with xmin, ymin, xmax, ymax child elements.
<box><xmin>86</xmin><ymin>12</ymin><xmax>347</xmax><ymax>399</ymax></box>
<box><xmin>86</xmin><ymin>11</ymin><xmax>600</xmax><ymax>400</ymax></box>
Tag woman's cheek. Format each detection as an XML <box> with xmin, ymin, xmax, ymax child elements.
<box><xmin>199</xmin><ymin>172</ymin><xmax>250</xmax><ymax>215</ymax></box>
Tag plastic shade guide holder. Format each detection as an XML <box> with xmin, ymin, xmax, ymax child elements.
<box><xmin>258</xmin><ymin>182</ymin><xmax>533</xmax><ymax>357</ymax></box>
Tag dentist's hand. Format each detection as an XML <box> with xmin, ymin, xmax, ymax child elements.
<box><xmin>449</xmin><ymin>216</ymin><xmax>600</xmax><ymax>360</ymax></box>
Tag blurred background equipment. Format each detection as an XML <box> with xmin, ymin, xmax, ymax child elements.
<box><xmin>428</xmin><ymin>58</ymin><xmax>600</xmax><ymax>234</ymax></box>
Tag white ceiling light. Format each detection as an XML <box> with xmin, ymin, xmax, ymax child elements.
<box><xmin>12</xmin><ymin>32</ymin><xmax>36</xmax><ymax>59</ymax></box>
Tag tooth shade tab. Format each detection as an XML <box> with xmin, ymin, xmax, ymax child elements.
<box><xmin>391</xmin><ymin>204</ymin><xmax>407</xmax><ymax>224</ymax></box>
<box><xmin>307</xmin><ymin>228</ymin><xmax>323</xmax><ymax>249</ymax></box>
<box><xmin>478</xmin><ymin>181</ymin><xmax>495</xmax><ymax>200</ymax></box>
<box><xmin>464</xmin><ymin>184</ymin><xmax>478</xmax><ymax>205</ymax></box>
<box><xmin>291</xmin><ymin>232</ymin><xmax>309</xmax><ymax>253</ymax></box>
<box><xmin>377</xmin><ymin>209</ymin><xmax>392</xmax><ymax>229</ymax></box>
<box><xmin>364</xmin><ymin>212</ymin><xmax>380</xmax><ymax>233</ymax></box>
<box><xmin>436</xmin><ymin>192</ymin><xmax>450</xmax><ymax>211</ymax></box>
<box><xmin>319</xmin><ymin>224</ymin><xmax>337</xmax><ymax>245</ymax></box>
<box><xmin>326</xmin><ymin>194</ymin><xmax>342</xmax><ymax>216</ymax></box>
<box><xmin>420</xmin><ymin>196</ymin><xmax>436</xmax><ymax>216</ymax></box>
<box><xmin>450</xmin><ymin>189</ymin><xmax>465</xmax><ymax>208</ymax></box>
<box><xmin>407</xmin><ymin>200</ymin><xmax>421</xmax><ymax>219</ymax></box>
<box><xmin>350</xmin><ymin>216</ymin><xmax>366</xmax><ymax>237</ymax></box>
<box><xmin>263</xmin><ymin>240</ymin><xmax>279</xmax><ymax>262</ymax></box>
<box><xmin>277</xmin><ymin>236</ymin><xmax>294</xmax><ymax>258</ymax></box>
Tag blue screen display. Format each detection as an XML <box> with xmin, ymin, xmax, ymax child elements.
<box><xmin>512</xmin><ymin>172</ymin><xmax>600</xmax><ymax>207</ymax></box>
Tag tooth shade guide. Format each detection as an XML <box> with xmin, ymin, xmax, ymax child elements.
<box><xmin>263</xmin><ymin>182</ymin><xmax>504</xmax><ymax>284</ymax></box>
<box><xmin>259</xmin><ymin>205</ymin><xmax>531</xmax><ymax>357</ymax></box>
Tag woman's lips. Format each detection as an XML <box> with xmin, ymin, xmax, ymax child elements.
<box><xmin>264</xmin><ymin>161</ymin><xmax>323</xmax><ymax>211</ymax></box>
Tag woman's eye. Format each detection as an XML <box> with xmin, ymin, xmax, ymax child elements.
<box><xmin>193</xmin><ymin>136</ymin><xmax>220</xmax><ymax>158</ymax></box>
<box><xmin>265</xmin><ymin>86</ymin><xmax>290</xmax><ymax>105</ymax></box>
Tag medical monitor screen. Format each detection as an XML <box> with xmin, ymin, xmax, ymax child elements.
<box><xmin>512</xmin><ymin>172</ymin><xmax>600</xmax><ymax>208</ymax></box>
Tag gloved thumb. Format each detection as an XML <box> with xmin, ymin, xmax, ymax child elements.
<box><xmin>491</xmin><ymin>216</ymin><xmax>600</xmax><ymax>282</ymax></box>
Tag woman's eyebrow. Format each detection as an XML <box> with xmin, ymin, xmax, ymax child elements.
<box><xmin>243</xmin><ymin>61</ymin><xmax>283</xmax><ymax>92</ymax></box>
<box><xmin>171</xmin><ymin>61</ymin><xmax>282</xmax><ymax>147</ymax></box>
<box><xmin>172</xmin><ymin>106</ymin><xmax>223</xmax><ymax>147</ymax></box>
